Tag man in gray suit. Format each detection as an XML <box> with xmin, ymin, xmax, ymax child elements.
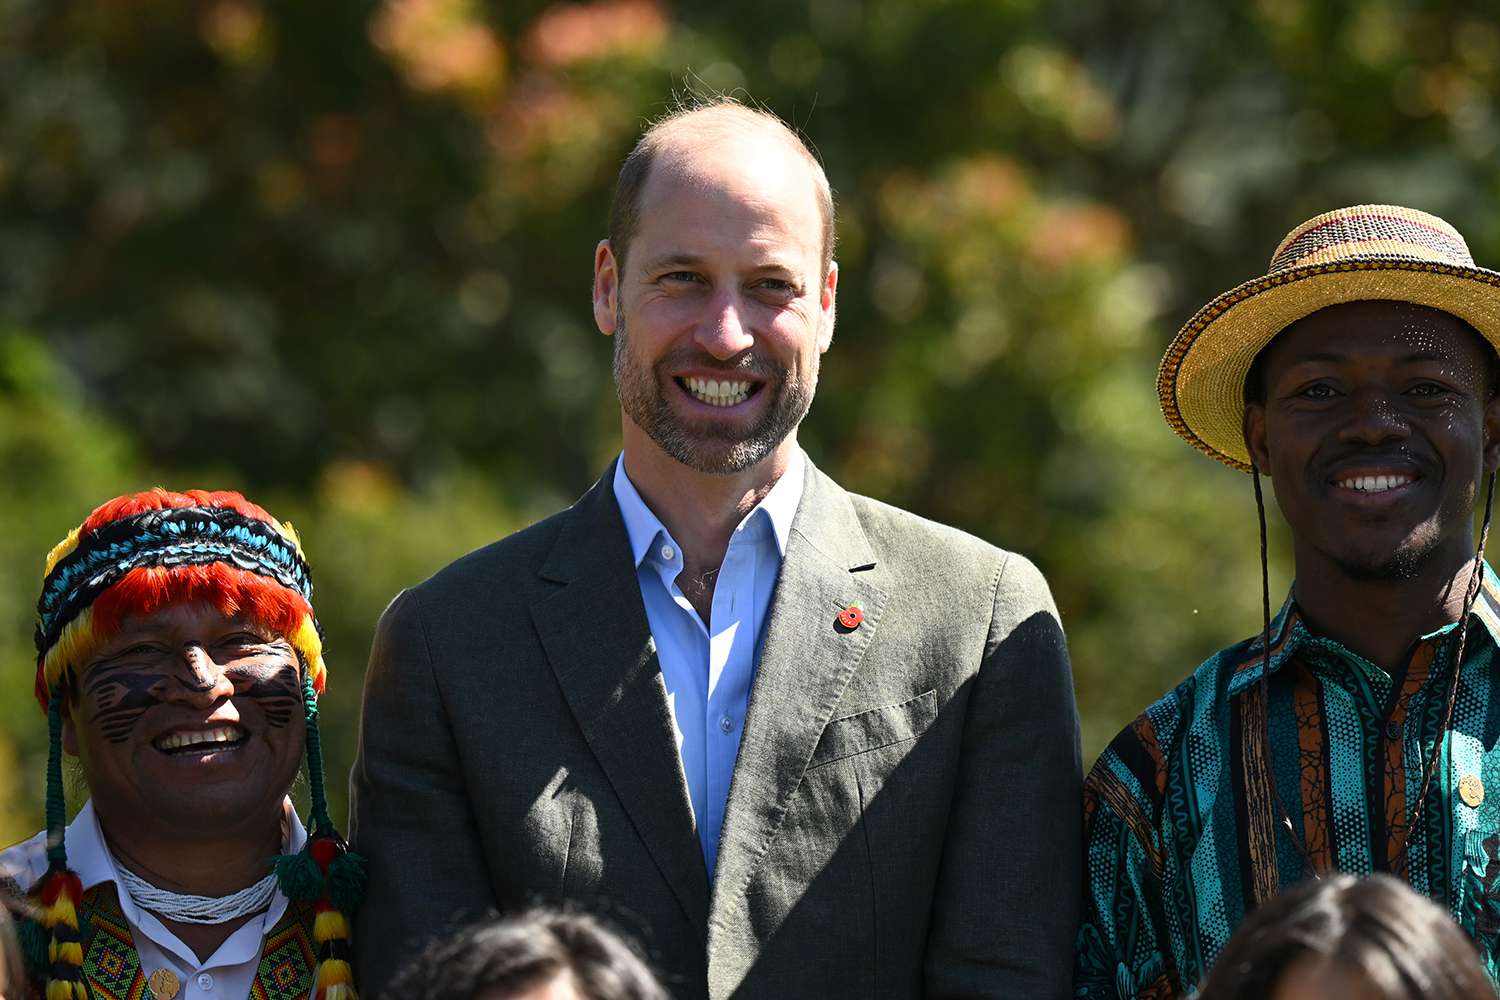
<box><xmin>351</xmin><ymin>99</ymin><xmax>1081</xmax><ymax>999</ymax></box>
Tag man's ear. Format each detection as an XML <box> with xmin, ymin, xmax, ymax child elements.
<box><xmin>817</xmin><ymin>261</ymin><xmax>838</xmax><ymax>353</ymax></box>
<box><xmin>1484</xmin><ymin>392</ymin><xmax>1500</xmax><ymax>474</ymax></box>
<box><xmin>1244</xmin><ymin>402</ymin><xmax>1271</xmax><ymax>472</ymax></box>
<box><xmin>593</xmin><ymin>239</ymin><xmax>620</xmax><ymax>337</ymax></box>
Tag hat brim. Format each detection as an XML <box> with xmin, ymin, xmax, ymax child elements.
<box><xmin>1159</xmin><ymin>258</ymin><xmax>1500</xmax><ymax>471</ymax></box>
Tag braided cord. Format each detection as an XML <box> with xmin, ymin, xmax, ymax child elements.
<box><xmin>1403</xmin><ymin>469</ymin><xmax>1497</xmax><ymax>857</ymax></box>
<box><xmin>303</xmin><ymin>672</ymin><xmax>333</xmax><ymax>836</ymax></box>
<box><xmin>45</xmin><ymin>682</ymin><xmax>67</xmax><ymax>866</ymax></box>
<box><xmin>1252</xmin><ymin>469</ymin><xmax>1320</xmax><ymax>879</ymax></box>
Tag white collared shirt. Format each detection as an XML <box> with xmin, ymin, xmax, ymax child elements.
<box><xmin>612</xmin><ymin>449</ymin><xmax>805</xmax><ymax>876</ymax></box>
<box><xmin>0</xmin><ymin>798</ymin><xmax>306</xmax><ymax>999</ymax></box>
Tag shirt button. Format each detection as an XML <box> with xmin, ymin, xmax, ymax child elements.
<box><xmin>719</xmin><ymin>715</ymin><xmax>734</xmax><ymax>734</ymax></box>
<box><xmin>1385</xmin><ymin>720</ymin><xmax>1401</xmax><ymax>741</ymax></box>
<box><xmin>660</xmin><ymin>545</ymin><xmax>675</xmax><ymax>561</ymax></box>
<box><xmin>197</xmin><ymin>973</ymin><xmax>214</xmax><ymax>991</ymax></box>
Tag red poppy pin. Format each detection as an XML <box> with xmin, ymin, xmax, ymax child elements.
<box><xmin>837</xmin><ymin>604</ymin><xmax>864</xmax><ymax>630</ymax></box>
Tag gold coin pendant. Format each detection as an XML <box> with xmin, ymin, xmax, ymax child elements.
<box><xmin>148</xmin><ymin>968</ymin><xmax>181</xmax><ymax>1000</ymax></box>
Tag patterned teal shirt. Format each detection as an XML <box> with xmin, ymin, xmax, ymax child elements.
<box><xmin>1077</xmin><ymin>565</ymin><xmax>1500</xmax><ymax>998</ymax></box>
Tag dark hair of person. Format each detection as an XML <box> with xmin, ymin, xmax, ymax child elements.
<box><xmin>1196</xmin><ymin>873</ymin><xmax>1494</xmax><ymax>999</ymax></box>
<box><xmin>381</xmin><ymin>907</ymin><xmax>669</xmax><ymax>1000</ymax></box>
<box><xmin>606</xmin><ymin>95</ymin><xmax>835</xmax><ymax>279</ymax></box>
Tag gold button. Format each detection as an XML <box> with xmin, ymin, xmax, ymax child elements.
<box><xmin>148</xmin><ymin>969</ymin><xmax>180</xmax><ymax>1000</ymax></box>
<box><xmin>1460</xmin><ymin>775</ymin><xmax>1485</xmax><ymax>808</ymax></box>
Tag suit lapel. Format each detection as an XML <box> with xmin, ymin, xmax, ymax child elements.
<box><xmin>530</xmin><ymin>464</ymin><xmax>711</xmax><ymax>934</ymax></box>
<box><xmin>708</xmin><ymin>464</ymin><xmax>888</xmax><ymax>946</ymax></box>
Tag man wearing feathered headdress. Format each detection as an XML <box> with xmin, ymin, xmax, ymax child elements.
<box><xmin>1</xmin><ymin>489</ymin><xmax>363</xmax><ymax>1000</ymax></box>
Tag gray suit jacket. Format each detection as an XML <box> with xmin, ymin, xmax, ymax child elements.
<box><xmin>350</xmin><ymin>460</ymin><xmax>1081</xmax><ymax>998</ymax></box>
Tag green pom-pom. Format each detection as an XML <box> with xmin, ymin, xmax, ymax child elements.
<box><xmin>326</xmin><ymin>849</ymin><xmax>369</xmax><ymax>914</ymax></box>
<box><xmin>272</xmin><ymin>850</ymin><xmax>324</xmax><ymax>902</ymax></box>
<box><xmin>17</xmin><ymin>915</ymin><xmax>48</xmax><ymax>974</ymax></box>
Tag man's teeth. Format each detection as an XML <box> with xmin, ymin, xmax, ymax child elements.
<box><xmin>1339</xmin><ymin>474</ymin><xmax>1415</xmax><ymax>493</ymax></box>
<box><xmin>156</xmin><ymin>726</ymin><xmax>245</xmax><ymax>751</ymax></box>
<box><xmin>683</xmin><ymin>376</ymin><xmax>751</xmax><ymax>407</ymax></box>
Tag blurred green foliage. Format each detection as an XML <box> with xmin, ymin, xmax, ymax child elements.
<box><xmin>4</xmin><ymin>0</ymin><xmax>1498</xmax><ymax>841</ymax></box>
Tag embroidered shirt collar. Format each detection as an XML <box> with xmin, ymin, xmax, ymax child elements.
<box><xmin>613</xmin><ymin>449</ymin><xmax>806</xmax><ymax>569</ymax></box>
<box><xmin>1227</xmin><ymin>561</ymin><xmax>1500</xmax><ymax>698</ymax></box>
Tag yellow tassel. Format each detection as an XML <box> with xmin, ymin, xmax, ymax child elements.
<box><xmin>289</xmin><ymin>615</ymin><xmax>326</xmax><ymax>693</ymax></box>
<box><xmin>43</xmin><ymin>610</ymin><xmax>100</xmax><ymax>695</ymax></box>
<box><xmin>42</xmin><ymin>896</ymin><xmax>79</xmax><ymax>930</ymax></box>
<box><xmin>313</xmin><ymin>909</ymin><xmax>349</xmax><ymax>942</ymax></box>
<box><xmin>316</xmin><ymin>959</ymin><xmax>355</xmax><ymax>988</ymax></box>
<box><xmin>320</xmin><ymin>985</ymin><xmax>357</xmax><ymax>1000</ymax></box>
<box><xmin>46</xmin><ymin>980</ymin><xmax>78</xmax><ymax>1000</ymax></box>
<box><xmin>48</xmin><ymin>940</ymin><xmax>83</xmax><ymax>964</ymax></box>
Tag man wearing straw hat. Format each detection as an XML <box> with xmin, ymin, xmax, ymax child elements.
<box><xmin>1076</xmin><ymin>205</ymin><xmax>1500</xmax><ymax>997</ymax></box>
<box><xmin>0</xmin><ymin>489</ymin><xmax>363</xmax><ymax>1000</ymax></box>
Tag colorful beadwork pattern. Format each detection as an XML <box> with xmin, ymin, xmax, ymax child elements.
<box><xmin>25</xmin><ymin>882</ymin><xmax>325</xmax><ymax>1000</ymax></box>
<box><xmin>80</xmin><ymin>894</ymin><xmax>147</xmax><ymax>1000</ymax></box>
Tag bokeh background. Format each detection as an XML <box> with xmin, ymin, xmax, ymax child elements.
<box><xmin>4</xmin><ymin>0</ymin><xmax>1499</xmax><ymax>841</ymax></box>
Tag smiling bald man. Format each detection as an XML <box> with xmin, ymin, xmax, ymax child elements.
<box><xmin>351</xmin><ymin>98</ymin><xmax>1081</xmax><ymax>999</ymax></box>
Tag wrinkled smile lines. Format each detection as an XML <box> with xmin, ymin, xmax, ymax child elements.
<box><xmin>153</xmin><ymin>724</ymin><xmax>247</xmax><ymax>754</ymax></box>
<box><xmin>675</xmin><ymin>375</ymin><xmax>760</xmax><ymax>408</ymax></box>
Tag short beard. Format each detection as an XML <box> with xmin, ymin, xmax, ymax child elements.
<box><xmin>1333</xmin><ymin>545</ymin><xmax>1427</xmax><ymax>582</ymax></box>
<box><xmin>611</xmin><ymin>312</ymin><xmax>817</xmax><ymax>475</ymax></box>
<box><xmin>1330</xmin><ymin>523</ymin><xmax>1444</xmax><ymax>582</ymax></box>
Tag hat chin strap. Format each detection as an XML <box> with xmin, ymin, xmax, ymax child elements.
<box><xmin>1250</xmin><ymin>467</ymin><xmax>1317</xmax><ymax>878</ymax></box>
<box><xmin>1250</xmin><ymin>466</ymin><xmax>1497</xmax><ymax>881</ymax></box>
<box><xmin>1403</xmin><ymin>471</ymin><xmax>1496</xmax><ymax>861</ymax></box>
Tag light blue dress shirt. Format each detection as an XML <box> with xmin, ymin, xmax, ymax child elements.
<box><xmin>612</xmin><ymin>451</ymin><xmax>805</xmax><ymax>876</ymax></box>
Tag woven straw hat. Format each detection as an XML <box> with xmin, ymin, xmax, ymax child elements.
<box><xmin>1158</xmin><ymin>204</ymin><xmax>1500</xmax><ymax>471</ymax></box>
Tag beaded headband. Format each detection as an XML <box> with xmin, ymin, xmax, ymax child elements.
<box><xmin>1158</xmin><ymin>204</ymin><xmax>1500</xmax><ymax>470</ymax></box>
<box><xmin>33</xmin><ymin>493</ymin><xmax>325</xmax><ymax>711</ymax></box>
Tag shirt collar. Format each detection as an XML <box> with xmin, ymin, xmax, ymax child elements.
<box><xmin>64</xmin><ymin>799</ymin><xmax>119</xmax><ymax>894</ymax></box>
<box><xmin>66</xmin><ymin>797</ymin><xmax>307</xmax><ymax>966</ymax></box>
<box><xmin>612</xmin><ymin>450</ymin><xmax>807</xmax><ymax>568</ymax></box>
<box><xmin>66</xmin><ymin>797</ymin><xmax>308</xmax><ymax>892</ymax></box>
<box><xmin>1227</xmin><ymin>561</ymin><xmax>1500</xmax><ymax>697</ymax></box>
<box><xmin>1471</xmin><ymin>560</ymin><xmax>1500</xmax><ymax>645</ymax></box>
<box><xmin>752</xmin><ymin>449</ymin><xmax>805</xmax><ymax>557</ymax></box>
